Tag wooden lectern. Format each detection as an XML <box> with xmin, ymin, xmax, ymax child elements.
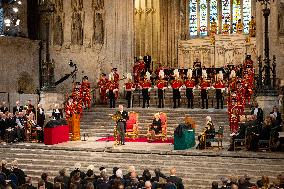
<box><xmin>70</xmin><ymin>114</ymin><xmax>81</xmax><ymax>141</ymax></box>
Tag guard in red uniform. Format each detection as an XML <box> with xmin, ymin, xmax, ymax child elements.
<box><xmin>97</xmin><ymin>73</ymin><xmax>109</xmax><ymax>104</ymax></box>
<box><xmin>112</xmin><ymin>68</ymin><xmax>120</xmax><ymax>100</ymax></box>
<box><xmin>80</xmin><ymin>76</ymin><xmax>91</xmax><ymax>109</ymax></box>
<box><xmin>184</xmin><ymin>69</ymin><xmax>195</xmax><ymax>108</ymax></box>
<box><xmin>140</xmin><ymin>72</ymin><xmax>151</xmax><ymax>108</ymax></box>
<box><xmin>214</xmin><ymin>72</ymin><xmax>225</xmax><ymax>109</ymax></box>
<box><xmin>108</xmin><ymin>73</ymin><xmax>119</xmax><ymax>108</ymax></box>
<box><xmin>171</xmin><ymin>69</ymin><xmax>183</xmax><ymax>108</ymax></box>
<box><xmin>133</xmin><ymin>56</ymin><xmax>146</xmax><ymax>84</ymax></box>
<box><xmin>124</xmin><ymin>73</ymin><xmax>134</xmax><ymax>108</ymax></box>
<box><xmin>156</xmin><ymin>70</ymin><xmax>167</xmax><ymax>108</ymax></box>
<box><xmin>200</xmin><ymin>78</ymin><xmax>210</xmax><ymax>109</ymax></box>
<box><xmin>65</xmin><ymin>97</ymin><xmax>74</xmax><ymax>120</ymax></box>
<box><xmin>229</xmin><ymin>70</ymin><xmax>237</xmax><ymax>91</ymax></box>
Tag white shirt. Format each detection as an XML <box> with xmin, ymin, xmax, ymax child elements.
<box><xmin>253</xmin><ymin>108</ymin><xmax>258</xmax><ymax>115</ymax></box>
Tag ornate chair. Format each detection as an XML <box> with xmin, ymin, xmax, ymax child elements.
<box><xmin>147</xmin><ymin>112</ymin><xmax>167</xmax><ymax>141</ymax></box>
<box><xmin>125</xmin><ymin>111</ymin><xmax>139</xmax><ymax>139</ymax></box>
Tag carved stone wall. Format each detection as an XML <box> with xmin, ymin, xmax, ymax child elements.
<box><xmin>178</xmin><ymin>34</ymin><xmax>257</xmax><ymax>68</ymax></box>
<box><xmin>0</xmin><ymin>37</ymin><xmax>40</xmax><ymax>93</ymax></box>
<box><xmin>50</xmin><ymin>0</ymin><xmax>134</xmax><ymax>92</ymax></box>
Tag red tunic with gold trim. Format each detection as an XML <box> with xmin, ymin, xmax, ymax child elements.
<box><xmin>184</xmin><ymin>79</ymin><xmax>195</xmax><ymax>89</ymax></box>
<box><xmin>133</xmin><ymin>61</ymin><xmax>145</xmax><ymax>83</ymax></box>
<box><xmin>80</xmin><ymin>81</ymin><xmax>91</xmax><ymax>108</ymax></box>
<box><xmin>97</xmin><ymin>78</ymin><xmax>109</xmax><ymax>103</ymax></box>
<box><xmin>125</xmin><ymin>81</ymin><xmax>134</xmax><ymax>91</ymax></box>
<box><xmin>65</xmin><ymin>101</ymin><xmax>74</xmax><ymax>119</ymax></box>
<box><xmin>157</xmin><ymin>79</ymin><xmax>166</xmax><ymax>89</ymax></box>
<box><xmin>113</xmin><ymin>72</ymin><xmax>120</xmax><ymax>83</ymax></box>
<box><xmin>171</xmin><ymin>79</ymin><xmax>183</xmax><ymax>89</ymax></box>
<box><xmin>108</xmin><ymin>81</ymin><xmax>119</xmax><ymax>99</ymax></box>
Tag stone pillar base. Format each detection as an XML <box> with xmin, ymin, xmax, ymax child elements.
<box><xmin>256</xmin><ymin>95</ymin><xmax>279</xmax><ymax>116</ymax></box>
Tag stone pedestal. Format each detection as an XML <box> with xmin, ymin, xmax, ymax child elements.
<box><xmin>39</xmin><ymin>92</ymin><xmax>65</xmax><ymax>111</ymax></box>
<box><xmin>256</xmin><ymin>95</ymin><xmax>279</xmax><ymax>116</ymax></box>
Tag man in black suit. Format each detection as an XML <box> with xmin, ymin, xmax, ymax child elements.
<box><xmin>270</xmin><ymin>106</ymin><xmax>282</xmax><ymax>126</ymax></box>
<box><xmin>11</xmin><ymin>160</ymin><xmax>26</xmax><ymax>186</ymax></box>
<box><xmin>0</xmin><ymin>114</ymin><xmax>8</xmax><ymax>141</ymax></box>
<box><xmin>250</xmin><ymin>102</ymin><xmax>263</xmax><ymax>124</ymax></box>
<box><xmin>166</xmin><ymin>168</ymin><xmax>184</xmax><ymax>189</ymax></box>
<box><xmin>13</xmin><ymin>100</ymin><xmax>23</xmax><ymax>115</ymax></box>
<box><xmin>114</xmin><ymin>105</ymin><xmax>129</xmax><ymax>145</ymax></box>
<box><xmin>0</xmin><ymin>101</ymin><xmax>8</xmax><ymax>114</ymax></box>
<box><xmin>143</xmin><ymin>54</ymin><xmax>151</xmax><ymax>72</ymax></box>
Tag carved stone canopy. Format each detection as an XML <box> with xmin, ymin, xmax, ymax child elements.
<box><xmin>39</xmin><ymin>0</ymin><xmax>55</xmax><ymax>14</ymax></box>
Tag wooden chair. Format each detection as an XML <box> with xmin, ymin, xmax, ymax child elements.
<box><xmin>147</xmin><ymin>112</ymin><xmax>167</xmax><ymax>141</ymax></box>
<box><xmin>205</xmin><ymin>125</ymin><xmax>224</xmax><ymax>149</ymax></box>
<box><xmin>125</xmin><ymin>111</ymin><xmax>139</xmax><ymax>139</ymax></box>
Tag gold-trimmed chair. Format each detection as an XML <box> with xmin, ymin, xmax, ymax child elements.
<box><xmin>125</xmin><ymin>111</ymin><xmax>139</xmax><ymax>139</ymax></box>
<box><xmin>147</xmin><ymin>112</ymin><xmax>167</xmax><ymax>141</ymax></box>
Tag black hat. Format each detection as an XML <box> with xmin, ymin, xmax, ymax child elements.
<box><xmin>75</xmin><ymin>82</ymin><xmax>81</xmax><ymax>85</ymax></box>
<box><xmin>83</xmin><ymin>76</ymin><xmax>88</xmax><ymax>80</ymax></box>
<box><xmin>112</xmin><ymin>68</ymin><xmax>117</xmax><ymax>71</ymax></box>
<box><xmin>99</xmin><ymin>167</ymin><xmax>105</xmax><ymax>171</ymax></box>
<box><xmin>101</xmin><ymin>73</ymin><xmax>106</xmax><ymax>76</ymax></box>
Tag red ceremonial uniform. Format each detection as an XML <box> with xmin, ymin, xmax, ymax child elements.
<box><xmin>214</xmin><ymin>80</ymin><xmax>225</xmax><ymax>89</ymax></box>
<box><xmin>133</xmin><ymin>61</ymin><xmax>146</xmax><ymax>84</ymax></box>
<box><xmin>157</xmin><ymin>79</ymin><xmax>166</xmax><ymax>89</ymax></box>
<box><xmin>141</xmin><ymin>80</ymin><xmax>151</xmax><ymax>89</ymax></box>
<box><xmin>65</xmin><ymin>101</ymin><xmax>74</xmax><ymax>119</ymax></box>
<box><xmin>80</xmin><ymin>81</ymin><xmax>91</xmax><ymax>109</ymax></box>
<box><xmin>113</xmin><ymin>72</ymin><xmax>120</xmax><ymax>83</ymax></box>
<box><xmin>97</xmin><ymin>78</ymin><xmax>109</xmax><ymax>104</ymax></box>
<box><xmin>184</xmin><ymin>79</ymin><xmax>195</xmax><ymax>89</ymax></box>
<box><xmin>125</xmin><ymin>81</ymin><xmax>133</xmax><ymax>91</ymax></box>
<box><xmin>171</xmin><ymin>79</ymin><xmax>183</xmax><ymax>89</ymax></box>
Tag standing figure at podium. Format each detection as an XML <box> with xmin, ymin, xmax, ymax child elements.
<box><xmin>156</xmin><ymin>70</ymin><xmax>167</xmax><ymax>108</ymax></box>
<box><xmin>140</xmin><ymin>72</ymin><xmax>151</xmax><ymax>108</ymax></box>
<box><xmin>214</xmin><ymin>71</ymin><xmax>225</xmax><ymax>109</ymax></box>
<box><xmin>108</xmin><ymin>73</ymin><xmax>119</xmax><ymax>108</ymax></box>
<box><xmin>184</xmin><ymin>69</ymin><xmax>195</xmax><ymax>109</ymax></box>
<box><xmin>80</xmin><ymin>76</ymin><xmax>91</xmax><ymax>109</ymax></box>
<box><xmin>114</xmin><ymin>105</ymin><xmax>129</xmax><ymax>145</ymax></box>
<box><xmin>171</xmin><ymin>69</ymin><xmax>183</xmax><ymax>108</ymax></box>
<box><xmin>97</xmin><ymin>73</ymin><xmax>109</xmax><ymax>105</ymax></box>
<box><xmin>124</xmin><ymin>73</ymin><xmax>134</xmax><ymax>108</ymax></box>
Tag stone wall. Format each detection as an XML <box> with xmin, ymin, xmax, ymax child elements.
<box><xmin>0</xmin><ymin>37</ymin><xmax>40</xmax><ymax>93</ymax></box>
<box><xmin>256</xmin><ymin>0</ymin><xmax>284</xmax><ymax>83</ymax></box>
<box><xmin>48</xmin><ymin>0</ymin><xmax>134</xmax><ymax>93</ymax></box>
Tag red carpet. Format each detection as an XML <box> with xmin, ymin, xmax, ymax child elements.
<box><xmin>96</xmin><ymin>136</ymin><xmax>174</xmax><ymax>144</ymax></box>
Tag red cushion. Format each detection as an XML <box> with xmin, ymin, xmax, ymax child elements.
<box><xmin>126</xmin><ymin>120</ymin><xmax>136</xmax><ymax>130</ymax></box>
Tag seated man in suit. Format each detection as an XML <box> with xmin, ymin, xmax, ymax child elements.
<box><xmin>251</xmin><ymin>102</ymin><xmax>263</xmax><ymax>124</ymax></box>
<box><xmin>166</xmin><ymin>168</ymin><xmax>184</xmax><ymax>189</ymax></box>
<box><xmin>13</xmin><ymin>100</ymin><xmax>23</xmax><ymax>115</ymax></box>
<box><xmin>270</xmin><ymin>106</ymin><xmax>282</xmax><ymax>127</ymax></box>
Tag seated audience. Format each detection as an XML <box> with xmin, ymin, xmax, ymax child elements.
<box><xmin>41</xmin><ymin>172</ymin><xmax>53</xmax><ymax>189</ymax></box>
<box><xmin>11</xmin><ymin>160</ymin><xmax>26</xmax><ymax>186</ymax></box>
<box><xmin>270</xmin><ymin>106</ymin><xmax>282</xmax><ymax>126</ymax></box>
<box><xmin>166</xmin><ymin>168</ymin><xmax>184</xmax><ymax>189</ymax></box>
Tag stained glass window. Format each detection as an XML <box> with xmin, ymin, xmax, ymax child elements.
<box><xmin>232</xmin><ymin>0</ymin><xmax>241</xmax><ymax>32</ymax></box>
<box><xmin>0</xmin><ymin>8</ymin><xmax>3</xmax><ymax>35</ymax></box>
<box><xmin>210</xmin><ymin>0</ymin><xmax>218</xmax><ymax>22</ymax></box>
<box><xmin>188</xmin><ymin>0</ymin><xmax>251</xmax><ymax>36</ymax></box>
<box><xmin>200</xmin><ymin>0</ymin><xmax>208</xmax><ymax>36</ymax></box>
<box><xmin>222</xmin><ymin>0</ymin><xmax>231</xmax><ymax>28</ymax></box>
<box><xmin>189</xmin><ymin>0</ymin><xmax>198</xmax><ymax>36</ymax></box>
<box><xmin>243</xmin><ymin>0</ymin><xmax>251</xmax><ymax>33</ymax></box>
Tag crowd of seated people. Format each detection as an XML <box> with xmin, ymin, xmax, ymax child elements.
<box><xmin>211</xmin><ymin>174</ymin><xmax>284</xmax><ymax>189</ymax></box>
<box><xmin>0</xmin><ymin>160</ymin><xmax>185</xmax><ymax>189</ymax></box>
<box><xmin>0</xmin><ymin>100</ymin><xmax>45</xmax><ymax>143</ymax></box>
<box><xmin>228</xmin><ymin>105</ymin><xmax>282</xmax><ymax>151</ymax></box>
<box><xmin>0</xmin><ymin>99</ymin><xmax>66</xmax><ymax>144</ymax></box>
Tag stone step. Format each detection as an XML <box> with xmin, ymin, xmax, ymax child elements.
<box><xmin>0</xmin><ymin>146</ymin><xmax>283</xmax><ymax>189</ymax></box>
